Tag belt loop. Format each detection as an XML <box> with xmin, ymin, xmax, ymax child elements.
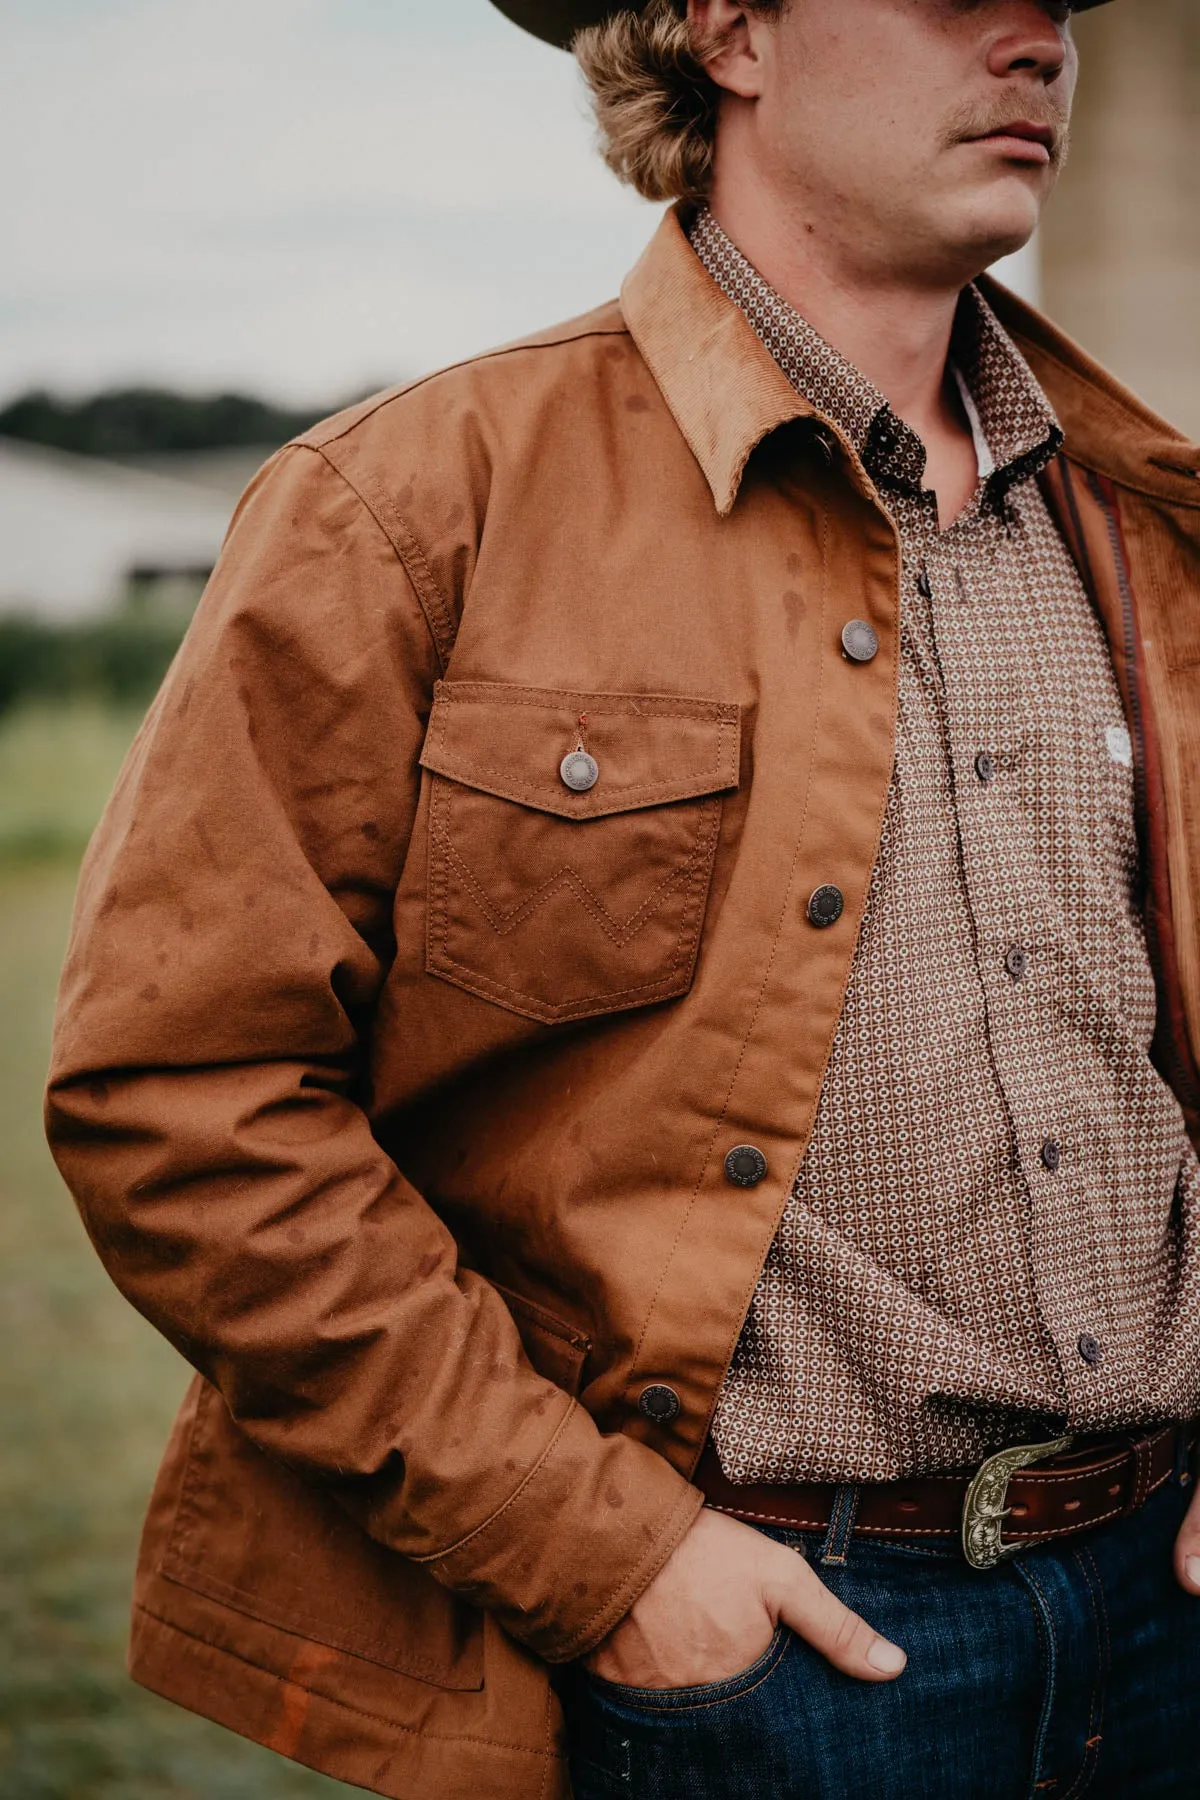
<box><xmin>819</xmin><ymin>1484</ymin><xmax>861</xmax><ymax>1567</ymax></box>
<box><xmin>1174</xmin><ymin>1426</ymin><xmax>1190</xmax><ymax>1488</ymax></box>
<box><xmin>1123</xmin><ymin>1432</ymin><xmax>1154</xmax><ymax>1515</ymax></box>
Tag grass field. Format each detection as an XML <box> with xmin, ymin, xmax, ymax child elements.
<box><xmin>0</xmin><ymin>702</ymin><xmax>354</xmax><ymax>1799</ymax></box>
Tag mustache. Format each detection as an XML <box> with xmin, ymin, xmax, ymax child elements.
<box><xmin>941</xmin><ymin>98</ymin><xmax>1072</xmax><ymax>167</ymax></box>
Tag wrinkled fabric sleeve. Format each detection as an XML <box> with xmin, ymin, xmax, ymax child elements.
<box><xmin>45</xmin><ymin>444</ymin><xmax>701</xmax><ymax>1662</ymax></box>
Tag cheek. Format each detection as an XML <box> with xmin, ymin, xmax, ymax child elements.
<box><xmin>1061</xmin><ymin>46</ymin><xmax>1081</xmax><ymax>114</ymax></box>
<box><xmin>762</xmin><ymin>76</ymin><xmax>900</xmax><ymax>193</ymax></box>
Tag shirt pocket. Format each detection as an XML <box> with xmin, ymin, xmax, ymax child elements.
<box><xmin>418</xmin><ymin>681</ymin><xmax>740</xmax><ymax>1025</ymax></box>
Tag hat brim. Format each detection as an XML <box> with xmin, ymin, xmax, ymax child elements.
<box><xmin>490</xmin><ymin>1</ymin><xmax>619</xmax><ymax>48</ymax></box>
<box><xmin>491</xmin><ymin>0</ymin><xmax>1113</xmax><ymax>52</ymax></box>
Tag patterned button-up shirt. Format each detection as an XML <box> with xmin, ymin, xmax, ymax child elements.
<box><xmin>691</xmin><ymin>207</ymin><xmax>1200</xmax><ymax>1484</ymax></box>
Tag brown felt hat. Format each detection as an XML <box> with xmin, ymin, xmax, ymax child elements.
<box><xmin>492</xmin><ymin>0</ymin><xmax>1113</xmax><ymax>51</ymax></box>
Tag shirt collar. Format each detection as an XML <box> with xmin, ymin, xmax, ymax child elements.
<box><xmin>687</xmin><ymin>204</ymin><xmax>1063</xmax><ymax>507</ymax></box>
<box><xmin>618</xmin><ymin>204</ymin><xmax>1198</xmax><ymax>519</ymax></box>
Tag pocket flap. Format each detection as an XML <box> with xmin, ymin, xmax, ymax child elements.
<box><xmin>419</xmin><ymin>682</ymin><xmax>741</xmax><ymax>820</ymax></box>
<box><xmin>490</xmin><ymin>1280</ymin><xmax>592</xmax><ymax>1395</ymax></box>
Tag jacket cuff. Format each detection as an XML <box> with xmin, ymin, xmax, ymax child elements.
<box><xmin>415</xmin><ymin>1400</ymin><xmax>705</xmax><ymax>1662</ymax></box>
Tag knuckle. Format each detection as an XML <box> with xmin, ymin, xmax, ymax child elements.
<box><xmin>828</xmin><ymin>1608</ymin><xmax>870</xmax><ymax>1660</ymax></box>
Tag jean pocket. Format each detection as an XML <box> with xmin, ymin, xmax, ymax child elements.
<box><xmin>585</xmin><ymin>1626</ymin><xmax>790</xmax><ymax>1715</ymax></box>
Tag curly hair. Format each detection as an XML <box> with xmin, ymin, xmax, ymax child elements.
<box><xmin>573</xmin><ymin>0</ymin><xmax>785</xmax><ymax>203</ymax></box>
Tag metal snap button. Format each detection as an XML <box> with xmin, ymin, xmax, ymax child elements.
<box><xmin>841</xmin><ymin>620</ymin><xmax>880</xmax><ymax>665</ymax></box>
<box><xmin>724</xmin><ymin>1145</ymin><xmax>768</xmax><ymax>1189</ymax></box>
<box><xmin>808</xmin><ymin>885</ymin><xmax>845</xmax><ymax>929</ymax></box>
<box><xmin>560</xmin><ymin>750</ymin><xmax>599</xmax><ymax>793</ymax></box>
<box><xmin>638</xmin><ymin>1384</ymin><xmax>681</xmax><ymax>1425</ymax></box>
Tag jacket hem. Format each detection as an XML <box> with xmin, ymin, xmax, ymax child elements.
<box><xmin>130</xmin><ymin>1602</ymin><xmax>568</xmax><ymax>1800</ymax></box>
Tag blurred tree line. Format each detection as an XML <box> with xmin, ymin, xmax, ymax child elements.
<box><xmin>0</xmin><ymin>386</ymin><xmax>330</xmax><ymax>459</ymax></box>
<box><xmin>0</xmin><ymin>615</ymin><xmax>186</xmax><ymax>716</ymax></box>
<box><xmin>0</xmin><ymin>383</ymin><xmax>366</xmax><ymax>716</ymax></box>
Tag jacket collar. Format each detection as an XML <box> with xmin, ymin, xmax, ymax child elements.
<box><xmin>621</xmin><ymin>207</ymin><xmax>814</xmax><ymax>517</ymax></box>
<box><xmin>621</xmin><ymin>205</ymin><xmax>1200</xmax><ymax>518</ymax></box>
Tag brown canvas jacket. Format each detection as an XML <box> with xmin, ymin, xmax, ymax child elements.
<box><xmin>45</xmin><ymin>209</ymin><xmax>1200</xmax><ymax>1800</ymax></box>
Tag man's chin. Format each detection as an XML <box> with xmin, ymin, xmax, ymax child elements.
<box><xmin>924</xmin><ymin>195</ymin><xmax>1041</xmax><ymax>285</ymax></box>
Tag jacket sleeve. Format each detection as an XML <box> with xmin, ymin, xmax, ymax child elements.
<box><xmin>44</xmin><ymin>443</ymin><xmax>702</xmax><ymax>1663</ymax></box>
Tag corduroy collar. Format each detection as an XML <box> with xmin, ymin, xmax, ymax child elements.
<box><xmin>620</xmin><ymin>205</ymin><xmax>1200</xmax><ymax>518</ymax></box>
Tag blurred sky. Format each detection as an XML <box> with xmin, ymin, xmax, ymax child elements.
<box><xmin>1</xmin><ymin>0</ymin><xmax>662</xmax><ymax>407</ymax></box>
<box><xmin>2</xmin><ymin>0</ymin><xmax>1041</xmax><ymax>412</ymax></box>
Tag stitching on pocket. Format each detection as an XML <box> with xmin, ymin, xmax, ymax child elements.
<box><xmin>425</xmin><ymin>778</ymin><xmax>723</xmax><ymax>1023</ymax></box>
<box><xmin>1056</xmin><ymin>1546</ymin><xmax>1107</xmax><ymax>1800</ymax></box>
<box><xmin>158</xmin><ymin>1383</ymin><xmax>484</xmax><ymax>1689</ymax></box>
<box><xmin>425</xmin><ymin>715</ymin><xmax>737</xmax><ymax>813</ymax></box>
<box><xmin>433</xmin><ymin>681</ymin><xmax>738</xmax><ymax>720</ymax></box>
<box><xmin>491</xmin><ymin>1281</ymin><xmax>592</xmax><ymax>1354</ymax></box>
<box><xmin>157</xmin><ymin>1567</ymin><xmax>479</xmax><ymax>1688</ymax></box>
<box><xmin>420</xmin><ymin>686</ymin><xmax>740</xmax><ymax>817</ymax></box>
<box><xmin>442</xmin><ymin>800</ymin><xmax>708</xmax><ymax>948</ymax></box>
<box><xmin>588</xmin><ymin>1626</ymin><xmax>789</xmax><ymax>1716</ymax></box>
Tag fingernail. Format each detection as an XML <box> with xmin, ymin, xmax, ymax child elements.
<box><xmin>1186</xmin><ymin>1556</ymin><xmax>1200</xmax><ymax>1589</ymax></box>
<box><xmin>866</xmin><ymin>1639</ymin><xmax>907</xmax><ymax>1674</ymax></box>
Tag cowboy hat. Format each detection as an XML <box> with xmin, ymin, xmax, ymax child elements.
<box><xmin>492</xmin><ymin>0</ymin><xmax>1113</xmax><ymax>51</ymax></box>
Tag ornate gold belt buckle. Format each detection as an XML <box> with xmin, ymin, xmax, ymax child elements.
<box><xmin>961</xmin><ymin>1434</ymin><xmax>1076</xmax><ymax>1571</ymax></box>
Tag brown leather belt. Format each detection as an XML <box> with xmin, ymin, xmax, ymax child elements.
<box><xmin>696</xmin><ymin>1425</ymin><xmax>1196</xmax><ymax>1570</ymax></box>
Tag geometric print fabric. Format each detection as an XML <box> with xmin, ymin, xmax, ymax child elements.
<box><xmin>691</xmin><ymin>208</ymin><xmax>1200</xmax><ymax>1483</ymax></box>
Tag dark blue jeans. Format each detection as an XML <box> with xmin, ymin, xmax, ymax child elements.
<box><xmin>561</xmin><ymin>1471</ymin><xmax>1200</xmax><ymax>1799</ymax></box>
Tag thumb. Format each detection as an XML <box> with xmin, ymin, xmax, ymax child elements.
<box><xmin>1173</xmin><ymin>1478</ymin><xmax>1200</xmax><ymax>1595</ymax></box>
<box><xmin>770</xmin><ymin>1550</ymin><xmax>907</xmax><ymax>1683</ymax></box>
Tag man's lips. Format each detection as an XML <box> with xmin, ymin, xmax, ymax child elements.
<box><xmin>967</xmin><ymin>121</ymin><xmax>1056</xmax><ymax>164</ymax></box>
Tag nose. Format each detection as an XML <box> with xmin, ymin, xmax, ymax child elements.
<box><xmin>986</xmin><ymin>4</ymin><xmax>1068</xmax><ymax>85</ymax></box>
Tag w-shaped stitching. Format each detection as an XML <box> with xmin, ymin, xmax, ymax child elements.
<box><xmin>440</xmin><ymin>824</ymin><xmax>708</xmax><ymax>949</ymax></box>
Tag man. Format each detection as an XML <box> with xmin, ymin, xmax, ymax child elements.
<box><xmin>45</xmin><ymin>0</ymin><xmax>1200</xmax><ymax>1795</ymax></box>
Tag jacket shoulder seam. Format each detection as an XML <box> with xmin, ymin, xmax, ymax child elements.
<box><xmin>296</xmin><ymin>441</ymin><xmax>457</xmax><ymax>673</ymax></box>
<box><xmin>301</xmin><ymin>316</ymin><xmax>631</xmax><ymax>453</ymax></box>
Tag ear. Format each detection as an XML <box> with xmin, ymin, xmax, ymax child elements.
<box><xmin>687</xmin><ymin>0</ymin><xmax>769</xmax><ymax>100</ymax></box>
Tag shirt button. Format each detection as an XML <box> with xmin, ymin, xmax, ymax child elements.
<box><xmin>916</xmin><ymin>570</ymin><xmax>933</xmax><ymax>600</ymax></box>
<box><xmin>1077</xmin><ymin>1333</ymin><xmax>1104</xmax><ymax>1368</ymax></box>
<box><xmin>724</xmin><ymin>1145</ymin><xmax>768</xmax><ymax>1188</ymax></box>
<box><xmin>841</xmin><ymin>620</ymin><xmax>880</xmax><ymax>664</ymax></box>
<box><xmin>1040</xmin><ymin>1138</ymin><xmax>1062</xmax><ymax>1173</ymax></box>
<box><xmin>560</xmin><ymin>750</ymin><xmax>599</xmax><ymax>793</ymax></box>
<box><xmin>1005</xmin><ymin>945</ymin><xmax>1029</xmax><ymax>981</ymax></box>
<box><xmin>638</xmin><ymin>1384</ymin><xmax>681</xmax><ymax>1425</ymax></box>
<box><xmin>808</xmin><ymin>885</ymin><xmax>845</xmax><ymax>928</ymax></box>
<box><xmin>975</xmin><ymin>751</ymin><xmax>996</xmax><ymax>785</ymax></box>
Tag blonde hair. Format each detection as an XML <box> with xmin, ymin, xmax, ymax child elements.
<box><xmin>574</xmin><ymin>0</ymin><xmax>783</xmax><ymax>203</ymax></box>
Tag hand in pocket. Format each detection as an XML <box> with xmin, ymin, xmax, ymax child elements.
<box><xmin>583</xmin><ymin>1506</ymin><xmax>907</xmax><ymax>1690</ymax></box>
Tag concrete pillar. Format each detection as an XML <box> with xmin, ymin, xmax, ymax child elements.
<box><xmin>1041</xmin><ymin>0</ymin><xmax>1200</xmax><ymax>440</ymax></box>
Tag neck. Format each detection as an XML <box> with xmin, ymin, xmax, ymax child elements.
<box><xmin>706</xmin><ymin>182</ymin><xmax>970</xmax><ymax>451</ymax></box>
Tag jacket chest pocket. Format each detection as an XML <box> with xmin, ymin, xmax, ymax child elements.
<box><xmin>418</xmin><ymin>682</ymin><xmax>740</xmax><ymax>1025</ymax></box>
